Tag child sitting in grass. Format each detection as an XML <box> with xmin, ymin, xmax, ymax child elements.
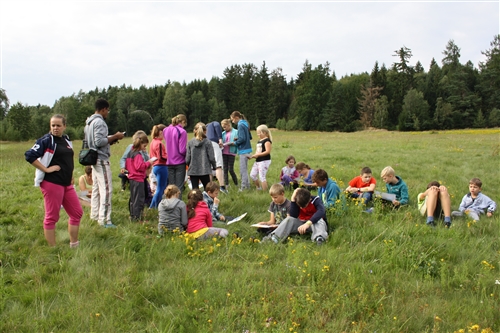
<box><xmin>280</xmin><ymin>155</ymin><xmax>300</xmax><ymax>190</ymax></box>
<box><xmin>345</xmin><ymin>166</ymin><xmax>376</xmax><ymax>205</ymax></box>
<box><xmin>158</xmin><ymin>184</ymin><xmax>187</xmax><ymax>234</ymax></box>
<box><xmin>186</xmin><ymin>189</ymin><xmax>228</xmax><ymax>240</ymax></box>
<box><xmin>263</xmin><ymin>188</ymin><xmax>328</xmax><ymax>245</ymax></box>
<box><xmin>380</xmin><ymin>166</ymin><xmax>409</xmax><ymax>207</ymax></box>
<box><xmin>256</xmin><ymin>183</ymin><xmax>291</xmax><ymax>235</ymax></box>
<box><xmin>418</xmin><ymin>181</ymin><xmax>452</xmax><ymax>228</ymax></box>
<box><xmin>295</xmin><ymin>162</ymin><xmax>316</xmax><ymax>189</ymax></box>
<box><xmin>202</xmin><ymin>181</ymin><xmax>233</xmax><ymax>223</ymax></box>
<box><xmin>311</xmin><ymin>169</ymin><xmax>341</xmax><ymax>209</ymax></box>
<box><xmin>451</xmin><ymin>177</ymin><xmax>496</xmax><ymax>222</ymax></box>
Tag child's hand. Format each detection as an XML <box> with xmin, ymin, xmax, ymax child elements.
<box><xmin>214</xmin><ymin>197</ymin><xmax>220</xmax><ymax>205</ymax></box>
<box><xmin>220</xmin><ymin>215</ymin><xmax>226</xmax><ymax>221</ymax></box>
<box><xmin>392</xmin><ymin>200</ymin><xmax>400</xmax><ymax>206</ymax></box>
<box><xmin>298</xmin><ymin>223</ymin><xmax>310</xmax><ymax>234</ymax></box>
<box><xmin>487</xmin><ymin>212</ymin><xmax>493</xmax><ymax>217</ymax></box>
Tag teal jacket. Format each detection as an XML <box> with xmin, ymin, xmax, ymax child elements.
<box><xmin>385</xmin><ymin>176</ymin><xmax>409</xmax><ymax>205</ymax></box>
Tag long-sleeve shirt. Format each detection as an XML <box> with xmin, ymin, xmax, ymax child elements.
<box><xmin>385</xmin><ymin>176</ymin><xmax>409</xmax><ymax>205</ymax></box>
<box><xmin>162</xmin><ymin>124</ymin><xmax>187</xmax><ymax>165</ymax></box>
<box><xmin>203</xmin><ymin>191</ymin><xmax>222</xmax><ymax>222</ymax></box>
<box><xmin>458</xmin><ymin>192</ymin><xmax>497</xmax><ymax>214</ymax></box>
<box><xmin>125</xmin><ymin>150</ymin><xmax>151</xmax><ymax>182</ymax></box>
<box><xmin>317</xmin><ymin>179</ymin><xmax>341</xmax><ymax>209</ymax></box>
<box><xmin>149</xmin><ymin>137</ymin><xmax>167</xmax><ymax>166</ymax></box>
<box><xmin>289</xmin><ymin>196</ymin><xmax>326</xmax><ymax>224</ymax></box>
<box><xmin>186</xmin><ymin>201</ymin><xmax>213</xmax><ymax>233</ymax></box>
<box><xmin>85</xmin><ymin>114</ymin><xmax>111</xmax><ymax>161</ymax></box>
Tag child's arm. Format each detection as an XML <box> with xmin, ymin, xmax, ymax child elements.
<box><xmin>483</xmin><ymin>194</ymin><xmax>497</xmax><ymax>217</ymax></box>
<box><xmin>251</xmin><ymin>140</ymin><xmax>272</xmax><ymax>159</ymax></box>
<box><xmin>210</xmin><ymin>197</ymin><xmax>224</xmax><ymax>221</ymax></box>
<box><xmin>180</xmin><ymin>202</ymin><xmax>188</xmax><ymax>229</ymax></box>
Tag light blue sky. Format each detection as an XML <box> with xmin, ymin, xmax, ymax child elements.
<box><xmin>1</xmin><ymin>0</ymin><xmax>498</xmax><ymax>107</ymax></box>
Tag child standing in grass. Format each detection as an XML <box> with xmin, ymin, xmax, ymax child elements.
<box><xmin>230</xmin><ymin>111</ymin><xmax>252</xmax><ymax>191</ymax></box>
<box><xmin>380</xmin><ymin>166</ymin><xmax>409</xmax><ymax>207</ymax></box>
<box><xmin>295</xmin><ymin>162</ymin><xmax>316</xmax><ymax>189</ymax></box>
<box><xmin>185</xmin><ymin>122</ymin><xmax>216</xmax><ymax>192</ymax></box>
<box><xmin>451</xmin><ymin>178</ymin><xmax>496</xmax><ymax>222</ymax></box>
<box><xmin>203</xmin><ymin>181</ymin><xmax>234</xmax><ymax>223</ymax></box>
<box><xmin>264</xmin><ymin>188</ymin><xmax>328</xmax><ymax>245</ymax></box>
<box><xmin>312</xmin><ymin>169</ymin><xmax>341</xmax><ymax>209</ymax></box>
<box><xmin>158</xmin><ymin>185</ymin><xmax>187</xmax><ymax>234</ymax></box>
<box><xmin>186</xmin><ymin>189</ymin><xmax>228</xmax><ymax>239</ymax></box>
<box><xmin>280</xmin><ymin>155</ymin><xmax>300</xmax><ymax>189</ymax></box>
<box><xmin>418</xmin><ymin>181</ymin><xmax>452</xmax><ymax>227</ymax></box>
<box><xmin>345</xmin><ymin>167</ymin><xmax>376</xmax><ymax>205</ymax></box>
<box><xmin>221</xmin><ymin>119</ymin><xmax>239</xmax><ymax>188</ymax></box>
<box><xmin>249</xmin><ymin>125</ymin><xmax>272</xmax><ymax>191</ymax></box>
<box><xmin>126</xmin><ymin>132</ymin><xmax>156</xmax><ymax>221</ymax></box>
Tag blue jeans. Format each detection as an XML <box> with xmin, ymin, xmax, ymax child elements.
<box><xmin>150</xmin><ymin>165</ymin><xmax>168</xmax><ymax>209</ymax></box>
<box><xmin>351</xmin><ymin>192</ymin><xmax>373</xmax><ymax>205</ymax></box>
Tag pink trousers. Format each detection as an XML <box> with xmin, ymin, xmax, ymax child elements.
<box><xmin>40</xmin><ymin>181</ymin><xmax>83</xmax><ymax>230</ymax></box>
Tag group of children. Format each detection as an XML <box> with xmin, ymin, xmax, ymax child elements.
<box><xmin>115</xmin><ymin>118</ymin><xmax>496</xmax><ymax>244</ymax></box>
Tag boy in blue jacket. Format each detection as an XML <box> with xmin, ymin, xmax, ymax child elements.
<box><xmin>311</xmin><ymin>169</ymin><xmax>341</xmax><ymax>209</ymax></box>
<box><xmin>451</xmin><ymin>178</ymin><xmax>496</xmax><ymax>221</ymax></box>
<box><xmin>381</xmin><ymin>166</ymin><xmax>409</xmax><ymax>207</ymax></box>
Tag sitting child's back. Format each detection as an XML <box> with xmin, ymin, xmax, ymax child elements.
<box><xmin>158</xmin><ymin>185</ymin><xmax>187</xmax><ymax>234</ymax></box>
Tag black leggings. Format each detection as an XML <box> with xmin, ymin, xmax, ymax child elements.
<box><xmin>189</xmin><ymin>175</ymin><xmax>211</xmax><ymax>192</ymax></box>
<box><xmin>223</xmin><ymin>154</ymin><xmax>238</xmax><ymax>186</ymax></box>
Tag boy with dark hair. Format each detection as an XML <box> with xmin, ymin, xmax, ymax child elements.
<box><xmin>451</xmin><ymin>178</ymin><xmax>496</xmax><ymax>221</ymax></box>
<box><xmin>263</xmin><ymin>188</ymin><xmax>328</xmax><ymax>245</ymax></box>
<box><xmin>86</xmin><ymin>98</ymin><xmax>125</xmax><ymax>228</ymax></box>
<box><xmin>202</xmin><ymin>181</ymin><xmax>233</xmax><ymax>223</ymax></box>
<box><xmin>418</xmin><ymin>181</ymin><xmax>452</xmax><ymax>227</ymax></box>
<box><xmin>345</xmin><ymin>166</ymin><xmax>376</xmax><ymax>205</ymax></box>
<box><xmin>311</xmin><ymin>169</ymin><xmax>341</xmax><ymax>209</ymax></box>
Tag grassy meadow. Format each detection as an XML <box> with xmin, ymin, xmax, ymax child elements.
<box><xmin>1</xmin><ymin>128</ymin><xmax>499</xmax><ymax>333</ymax></box>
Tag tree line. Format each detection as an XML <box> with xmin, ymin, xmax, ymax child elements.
<box><xmin>1</xmin><ymin>36</ymin><xmax>499</xmax><ymax>141</ymax></box>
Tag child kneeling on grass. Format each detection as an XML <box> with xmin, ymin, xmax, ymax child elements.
<box><xmin>263</xmin><ymin>188</ymin><xmax>328</xmax><ymax>245</ymax></box>
<box><xmin>158</xmin><ymin>184</ymin><xmax>187</xmax><ymax>234</ymax></box>
<box><xmin>186</xmin><ymin>189</ymin><xmax>228</xmax><ymax>240</ymax></box>
<box><xmin>451</xmin><ymin>177</ymin><xmax>496</xmax><ymax>222</ymax></box>
<box><xmin>203</xmin><ymin>181</ymin><xmax>233</xmax><ymax>223</ymax></box>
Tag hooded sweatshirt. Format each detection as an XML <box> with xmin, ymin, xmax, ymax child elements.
<box><xmin>158</xmin><ymin>197</ymin><xmax>188</xmax><ymax>231</ymax></box>
<box><xmin>85</xmin><ymin>114</ymin><xmax>111</xmax><ymax>161</ymax></box>
<box><xmin>234</xmin><ymin>119</ymin><xmax>252</xmax><ymax>155</ymax></box>
<box><xmin>185</xmin><ymin>138</ymin><xmax>216</xmax><ymax>176</ymax></box>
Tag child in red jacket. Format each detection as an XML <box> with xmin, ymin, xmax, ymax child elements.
<box><xmin>186</xmin><ymin>189</ymin><xmax>228</xmax><ymax>239</ymax></box>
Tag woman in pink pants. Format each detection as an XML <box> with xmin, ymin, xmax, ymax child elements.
<box><xmin>25</xmin><ymin>114</ymin><xmax>83</xmax><ymax>247</ymax></box>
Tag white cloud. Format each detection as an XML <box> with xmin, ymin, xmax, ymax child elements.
<box><xmin>1</xmin><ymin>1</ymin><xmax>498</xmax><ymax>106</ymax></box>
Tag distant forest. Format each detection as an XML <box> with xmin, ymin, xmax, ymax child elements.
<box><xmin>1</xmin><ymin>36</ymin><xmax>499</xmax><ymax>141</ymax></box>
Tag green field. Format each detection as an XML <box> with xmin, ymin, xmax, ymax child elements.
<box><xmin>1</xmin><ymin>129</ymin><xmax>499</xmax><ymax>332</ymax></box>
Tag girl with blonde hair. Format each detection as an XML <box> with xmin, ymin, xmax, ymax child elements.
<box><xmin>249</xmin><ymin>124</ymin><xmax>273</xmax><ymax>191</ymax></box>
<box><xmin>185</xmin><ymin>122</ymin><xmax>216</xmax><ymax>191</ymax></box>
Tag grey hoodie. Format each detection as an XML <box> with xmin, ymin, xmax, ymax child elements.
<box><xmin>185</xmin><ymin>138</ymin><xmax>216</xmax><ymax>176</ymax></box>
<box><xmin>158</xmin><ymin>197</ymin><xmax>188</xmax><ymax>233</ymax></box>
<box><xmin>85</xmin><ymin>114</ymin><xmax>110</xmax><ymax>161</ymax></box>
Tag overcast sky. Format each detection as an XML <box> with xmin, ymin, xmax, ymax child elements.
<box><xmin>1</xmin><ymin>0</ymin><xmax>498</xmax><ymax>107</ymax></box>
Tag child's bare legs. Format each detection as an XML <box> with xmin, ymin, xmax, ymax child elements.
<box><xmin>44</xmin><ymin>229</ymin><xmax>56</xmax><ymax>246</ymax></box>
<box><xmin>69</xmin><ymin>224</ymin><xmax>79</xmax><ymax>244</ymax></box>
<box><xmin>426</xmin><ymin>188</ymin><xmax>439</xmax><ymax>218</ymax></box>
<box><xmin>438</xmin><ymin>186</ymin><xmax>451</xmax><ymax>217</ymax></box>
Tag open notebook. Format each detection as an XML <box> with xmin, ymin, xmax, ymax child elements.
<box><xmin>227</xmin><ymin>212</ymin><xmax>247</xmax><ymax>225</ymax></box>
<box><xmin>374</xmin><ymin>191</ymin><xmax>396</xmax><ymax>201</ymax></box>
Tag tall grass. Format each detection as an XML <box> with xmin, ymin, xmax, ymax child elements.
<box><xmin>1</xmin><ymin>129</ymin><xmax>499</xmax><ymax>332</ymax></box>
